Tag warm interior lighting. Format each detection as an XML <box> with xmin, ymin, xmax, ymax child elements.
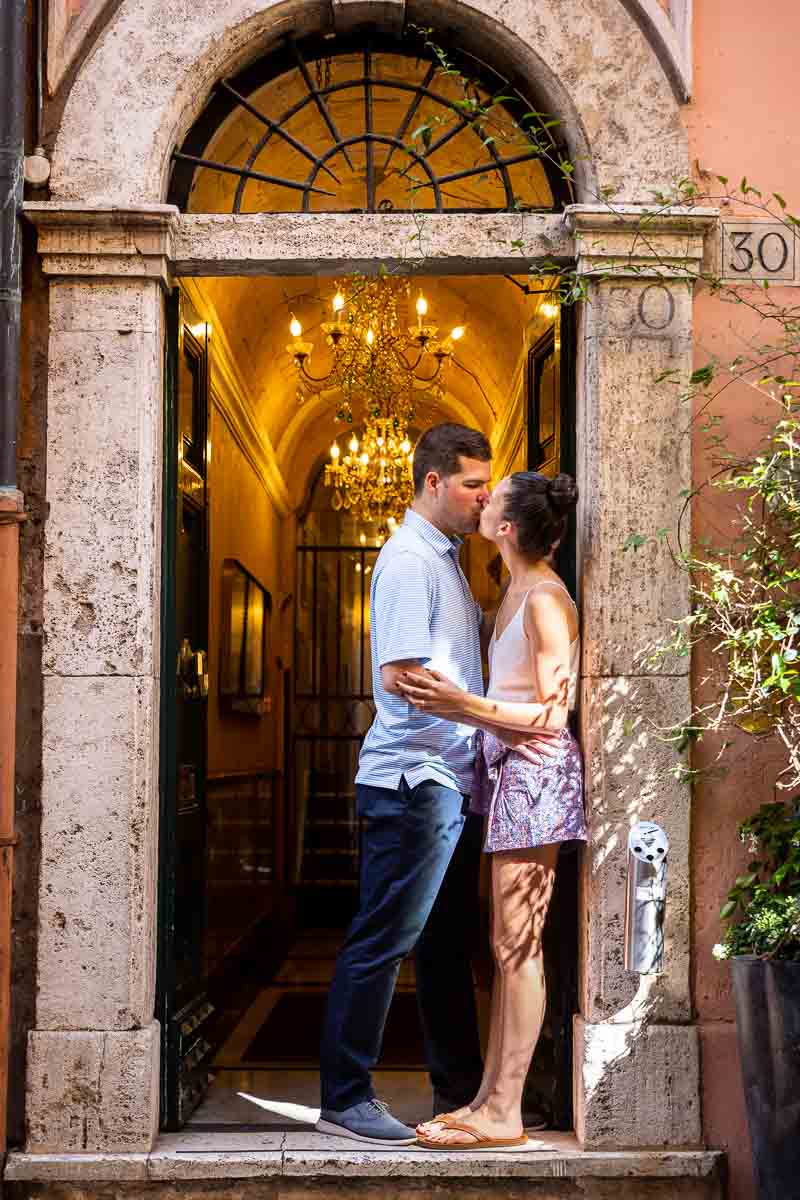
<box><xmin>330</xmin><ymin>442</ymin><xmax>340</xmax><ymax>459</ymax></box>
<box><xmin>359</xmin><ymin>532</ymin><xmax>366</xmax><ymax>545</ymax></box>
<box><xmin>308</xmin><ymin>278</ymin><xmax>453</xmax><ymax>526</ymax></box>
<box><xmin>450</xmin><ymin>325</ymin><xmax>465</xmax><ymax>340</ymax></box>
<box><xmin>290</xmin><ymin>314</ymin><xmax>302</xmax><ymax>338</ymax></box>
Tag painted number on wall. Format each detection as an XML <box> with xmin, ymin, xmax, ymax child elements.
<box><xmin>721</xmin><ymin>222</ymin><xmax>795</xmax><ymax>282</ymax></box>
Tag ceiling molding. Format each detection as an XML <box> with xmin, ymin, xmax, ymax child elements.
<box><xmin>181</xmin><ymin>279</ymin><xmax>292</xmax><ymax>516</ymax></box>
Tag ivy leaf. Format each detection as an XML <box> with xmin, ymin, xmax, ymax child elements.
<box><xmin>690</xmin><ymin>365</ymin><xmax>715</xmax><ymax>387</ymax></box>
<box><xmin>720</xmin><ymin>899</ymin><xmax>738</xmax><ymax>919</ymax></box>
<box><xmin>623</xmin><ymin>533</ymin><xmax>648</xmax><ymax>552</ymax></box>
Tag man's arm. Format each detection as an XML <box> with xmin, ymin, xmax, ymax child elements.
<box><xmin>381</xmin><ymin>660</ymin><xmax>427</xmax><ymax>697</ymax></box>
<box><xmin>373</xmin><ymin>553</ymin><xmax>434</xmax><ymax>692</ymax></box>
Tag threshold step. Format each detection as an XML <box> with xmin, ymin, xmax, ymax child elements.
<box><xmin>5</xmin><ymin>1134</ymin><xmax>724</xmax><ymax>1199</ymax></box>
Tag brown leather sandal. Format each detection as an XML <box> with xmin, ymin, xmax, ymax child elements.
<box><xmin>415</xmin><ymin>1110</ymin><xmax>460</xmax><ymax>1135</ymax></box>
<box><xmin>416</xmin><ymin>1117</ymin><xmax>529</xmax><ymax>1151</ymax></box>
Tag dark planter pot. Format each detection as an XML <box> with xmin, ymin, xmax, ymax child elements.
<box><xmin>730</xmin><ymin>955</ymin><xmax>800</xmax><ymax>1200</ymax></box>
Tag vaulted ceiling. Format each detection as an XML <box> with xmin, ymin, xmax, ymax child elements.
<box><xmin>192</xmin><ymin>272</ymin><xmax>554</xmax><ymax>504</ymax></box>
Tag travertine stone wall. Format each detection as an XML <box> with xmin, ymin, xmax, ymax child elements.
<box><xmin>569</xmin><ymin>207</ymin><xmax>716</xmax><ymax>1147</ymax></box>
<box><xmin>48</xmin><ymin>0</ymin><xmax>686</xmax><ymax>208</ymax></box>
<box><xmin>24</xmin><ymin>212</ymin><xmax>171</xmax><ymax>1152</ymax></box>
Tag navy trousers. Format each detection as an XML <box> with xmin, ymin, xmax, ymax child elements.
<box><xmin>319</xmin><ymin>776</ymin><xmax>484</xmax><ymax>1112</ymax></box>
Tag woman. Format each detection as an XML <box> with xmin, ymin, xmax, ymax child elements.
<box><xmin>396</xmin><ymin>471</ymin><xmax>587</xmax><ymax>1152</ymax></box>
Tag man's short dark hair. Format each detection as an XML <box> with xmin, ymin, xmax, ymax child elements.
<box><xmin>413</xmin><ymin>423</ymin><xmax>492</xmax><ymax>494</ymax></box>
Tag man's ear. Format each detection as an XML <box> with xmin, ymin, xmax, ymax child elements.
<box><xmin>424</xmin><ymin>470</ymin><xmax>441</xmax><ymax>495</ymax></box>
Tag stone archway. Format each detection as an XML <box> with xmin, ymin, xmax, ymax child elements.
<box><xmin>23</xmin><ymin>0</ymin><xmax>717</xmax><ymax>1158</ymax></box>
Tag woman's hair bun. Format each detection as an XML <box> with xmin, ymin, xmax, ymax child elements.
<box><xmin>547</xmin><ymin>473</ymin><xmax>579</xmax><ymax>515</ymax></box>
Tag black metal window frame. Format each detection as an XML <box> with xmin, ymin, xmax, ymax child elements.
<box><xmin>168</xmin><ymin>31</ymin><xmax>572</xmax><ymax>215</ymax></box>
<box><xmin>294</xmin><ymin>542</ymin><xmax>378</xmax><ymax>703</ymax></box>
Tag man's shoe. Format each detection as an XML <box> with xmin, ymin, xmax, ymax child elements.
<box><xmin>317</xmin><ymin>1098</ymin><xmax>417</xmax><ymax>1146</ymax></box>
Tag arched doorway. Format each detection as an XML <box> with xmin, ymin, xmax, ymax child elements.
<box><xmin>24</xmin><ymin>0</ymin><xmax>711</xmax><ymax>1159</ymax></box>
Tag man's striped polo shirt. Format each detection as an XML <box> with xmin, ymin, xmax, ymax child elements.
<box><xmin>355</xmin><ymin>508</ymin><xmax>484</xmax><ymax>794</ymax></box>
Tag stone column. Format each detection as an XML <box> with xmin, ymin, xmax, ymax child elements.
<box><xmin>567</xmin><ymin>205</ymin><xmax>717</xmax><ymax>1148</ymax></box>
<box><xmin>22</xmin><ymin>205</ymin><xmax>177</xmax><ymax>1153</ymax></box>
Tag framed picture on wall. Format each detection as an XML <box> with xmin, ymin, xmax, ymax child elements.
<box><xmin>220</xmin><ymin>559</ymin><xmax>271</xmax><ymax>715</ymax></box>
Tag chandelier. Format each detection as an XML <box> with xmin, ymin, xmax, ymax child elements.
<box><xmin>287</xmin><ymin>276</ymin><xmax>465</xmax><ymax>526</ymax></box>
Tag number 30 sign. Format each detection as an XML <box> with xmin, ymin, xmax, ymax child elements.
<box><xmin>721</xmin><ymin>221</ymin><xmax>796</xmax><ymax>282</ymax></box>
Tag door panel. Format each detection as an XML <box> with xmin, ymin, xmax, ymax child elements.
<box><xmin>158</xmin><ymin>291</ymin><xmax>215</xmax><ymax>1130</ymax></box>
<box><xmin>524</xmin><ymin>305</ymin><xmax>578</xmax><ymax>1131</ymax></box>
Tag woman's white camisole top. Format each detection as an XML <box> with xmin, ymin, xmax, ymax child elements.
<box><xmin>488</xmin><ymin>580</ymin><xmax>580</xmax><ymax>711</ymax></box>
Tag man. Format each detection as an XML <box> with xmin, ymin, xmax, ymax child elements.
<box><xmin>317</xmin><ymin>423</ymin><xmax>492</xmax><ymax>1145</ymax></box>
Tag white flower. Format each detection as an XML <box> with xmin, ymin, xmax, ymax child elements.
<box><xmin>712</xmin><ymin>943</ymin><xmax>729</xmax><ymax>961</ymax></box>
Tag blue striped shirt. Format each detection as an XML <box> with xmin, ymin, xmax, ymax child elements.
<box><xmin>355</xmin><ymin>509</ymin><xmax>484</xmax><ymax>794</ymax></box>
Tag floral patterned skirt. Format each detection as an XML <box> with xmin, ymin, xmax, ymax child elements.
<box><xmin>470</xmin><ymin>728</ymin><xmax>587</xmax><ymax>853</ymax></box>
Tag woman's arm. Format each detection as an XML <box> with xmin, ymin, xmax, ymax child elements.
<box><xmin>396</xmin><ymin>587</ymin><xmax>573</xmax><ymax>733</ymax></box>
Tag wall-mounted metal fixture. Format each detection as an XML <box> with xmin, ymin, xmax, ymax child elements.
<box><xmin>624</xmin><ymin>821</ymin><xmax>669</xmax><ymax>974</ymax></box>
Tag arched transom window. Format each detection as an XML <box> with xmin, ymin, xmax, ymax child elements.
<box><xmin>169</xmin><ymin>33</ymin><xmax>570</xmax><ymax>215</ymax></box>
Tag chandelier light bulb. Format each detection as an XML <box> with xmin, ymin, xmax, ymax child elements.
<box><xmin>349</xmin><ymin>435</ymin><xmax>359</xmax><ymax>453</ymax></box>
<box><xmin>290</xmin><ymin>314</ymin><xmax>302</xmax><ymax>338</ymax></box>
<box><xmin>450</xmin><ymin>325</ymin><xmax>465</xmax><ymax>340</ymax></box>
<box><xmin>366</xmin><ymin>328</ymin><xmax>375</xmax><ymax>346</ymax></box>
<box><xmin>330</xmin><ymin>442</ymin><xmax>340</xmax><ymax>459</ymax></box>
<box><xmin>359</xmin><ymin>533</ymin><xmax>366</xmax><ymax>545</ymax></box>
<box><xmin>400</xmin><ymin>439</ymin><xmax>411</xmax><ymax>454</ymax></box>
<box><xmin>333</xmin><ymin>291</ymin><xmax>345</xmax><ymax>314</ymax></box>
<box><xmin>360</xmin><ymin>452</ymin><xmax>369</xmax><ymax>466</ymax></box>
<box><xmin>416</xmin><ymin>293</ymin><xmax>428</xmax><ymax>318</ymax></box>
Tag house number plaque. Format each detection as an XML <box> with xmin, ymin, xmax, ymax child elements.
<box><xmin>721</xmin><ymin>221</ymin><xmax>796</xmax><ymax>282</ymax></box>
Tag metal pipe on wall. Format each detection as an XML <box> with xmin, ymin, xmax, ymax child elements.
<box><xmin>0</xmin><ymin>0</ymin><xmax>27</xmax><ymax>1157</ymax></box>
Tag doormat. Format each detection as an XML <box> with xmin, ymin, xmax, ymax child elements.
<box><xmin>243</xmin><ymin>991</ymin><xmax>427</xmax><ymax>1068</ymax></box>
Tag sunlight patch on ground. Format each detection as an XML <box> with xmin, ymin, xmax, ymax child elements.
<box><xmin>237</xmin><ymin>1091</ymin><xmax>320</xmax><ymax>1124</ymax></box>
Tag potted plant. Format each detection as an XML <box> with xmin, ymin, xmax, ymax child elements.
<box><xmin>646</xmin><ymin>406</ymin><xmax>800</xmax><ymax>1199</ymax></box>
<box><xmin>712</xmin><ymin>802</ymin><xmax>800</xmax><ymax>1200</ymax></box>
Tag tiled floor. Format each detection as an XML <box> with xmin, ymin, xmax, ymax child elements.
<box><xmin>200</xmin><ymin>927</ymin><xmax>432</xmax><ymax>1129</ymax></box>
<box><xmin>5</xmin><ymin>926</ymin><xmax>724</xmax><ymax>1183</ymax></box>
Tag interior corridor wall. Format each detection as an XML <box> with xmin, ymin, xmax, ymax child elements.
<box><xmin>206</xmin><ymin>400</ymin><xmax>292</xmax><ymax>776</ymax></box>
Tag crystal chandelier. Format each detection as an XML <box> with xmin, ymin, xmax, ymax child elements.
<box><xmin>287</xmin><ymin>276</ymin><xmax>465</xmax><ymax>526</ymax></box>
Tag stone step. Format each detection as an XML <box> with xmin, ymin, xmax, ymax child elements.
<box><xmin>5</xmin><ymin>1133</ymin><xmax>725</xmax><ymax>1200</ymax></box>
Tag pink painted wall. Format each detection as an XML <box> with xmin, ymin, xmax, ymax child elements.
<box><xmin>684</xmin><ymin>4</ymin><xmax>800</xmax><ymax>1195</ymax></box>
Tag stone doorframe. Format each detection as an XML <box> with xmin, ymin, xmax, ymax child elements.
<box><xmin>21</xmin><ymin>200</ymin><xmax>717</xmax><ymax>1153</ymax></box>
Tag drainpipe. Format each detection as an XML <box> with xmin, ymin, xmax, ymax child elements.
<box><xmin>0</xmin><ymin>0</ymin><xmax>26</xmax><ymax>1157</ymax></box>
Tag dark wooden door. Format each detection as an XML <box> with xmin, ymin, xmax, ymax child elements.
<box><xmin>157</xmin><ymin>291</ymin><xmax>216</xmax><ymax>1129</ymax></box>
<box><xmin>524</xmin><ymin>305</ymin><xmax>579</xmax><ymax>1131</ymax></box>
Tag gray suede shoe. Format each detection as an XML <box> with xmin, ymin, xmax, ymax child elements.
<box><xmin>316</xmin><ymin>1098</ymin><xmax>417</xmax><ymax>1145</ymax></box>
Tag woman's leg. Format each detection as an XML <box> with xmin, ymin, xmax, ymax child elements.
<box><xmin>416</xmin><ymin>879</ymin><xmax>504</xmax><ymax>1132</ymax></box>
<box><xmin>421</xmin><ymin>843</ymin><xmax>558</xmax><ymax>1144</ymax></box>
